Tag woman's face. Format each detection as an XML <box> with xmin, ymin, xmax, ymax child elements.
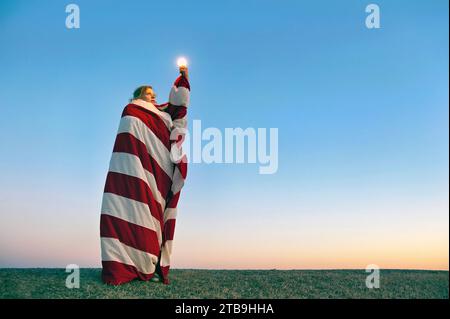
<box><xmin>142</xmin><ymin>87</ymin><xmax>156</xmax><ymax>102</ymax></box>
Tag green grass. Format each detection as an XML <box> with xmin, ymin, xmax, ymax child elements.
<box><xmin>0</xmin><ymin>269</ymin><xmax>448</xmax><ymax>299</ymax></box>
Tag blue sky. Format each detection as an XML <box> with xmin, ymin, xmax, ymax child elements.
<box><xmin>0</xmin><ymin>0</ymin><xmax>448</xmax><ymax>269</ymax></box>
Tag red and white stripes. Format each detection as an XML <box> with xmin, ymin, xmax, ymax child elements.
<box><xmin>101</xmin><ymin>75</ymin><xmax>190</xmax><ymax>285</ymax></box>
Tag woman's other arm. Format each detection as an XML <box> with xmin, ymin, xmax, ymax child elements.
<box><xmin>167</xmin><ymin>67</ymin><xmax>190</xmax><ymax>144</ymax></box>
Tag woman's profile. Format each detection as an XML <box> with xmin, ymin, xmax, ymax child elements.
<box><xmin>99</xmin><ymin>65</ymin><xmax>190</xmax><ymax>285</ymax></box>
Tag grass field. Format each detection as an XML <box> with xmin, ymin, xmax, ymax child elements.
<box><xmin>0</xmin><ymin>269</ymin><xmax>448</xmax><ymax>299</ymax></box>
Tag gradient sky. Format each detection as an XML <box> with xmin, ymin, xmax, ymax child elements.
<box><xmin>0</xmin><ymin>0</ymin><xmax>448</xmax><ymax>270</ymax></box>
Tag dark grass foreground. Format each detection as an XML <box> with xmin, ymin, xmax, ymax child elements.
<box><xmin>0</xmin><ymin>269</ymin><xmax>448</xmax><ymax>299</ymax></box>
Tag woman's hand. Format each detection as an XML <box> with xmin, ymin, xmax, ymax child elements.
<box><xmin>179</xmin><ymin>66</ymin><xmax>189</xmax><ymax>80</ymax></box>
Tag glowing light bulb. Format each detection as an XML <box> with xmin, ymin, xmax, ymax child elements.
<box><xmin>177</xmin><ymin>57</ymin><xmax>188</xmax><ymax>68</ymax></box>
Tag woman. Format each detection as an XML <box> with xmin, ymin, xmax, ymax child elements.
<box><xmin>100</xmin><ymin>66</ymin><xmax>190</xmax><ymax>285</ymax></box>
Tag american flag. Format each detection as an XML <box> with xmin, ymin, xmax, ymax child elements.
<box><xmin>100</xmin><ymin>75</ymin><xmax>190</xmax><ymax>285</ymax></box>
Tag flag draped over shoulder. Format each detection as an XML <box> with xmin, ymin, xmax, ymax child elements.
<box><xmin>100</xmin><ymin>75</ymin><xmax>190</xmax><ymax>285</ymax></box>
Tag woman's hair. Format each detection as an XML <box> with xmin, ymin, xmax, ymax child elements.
<box><xmin>130</xmin><ymin>85</ymin><xmax>155</xmax><ymax>102</ymax></box>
